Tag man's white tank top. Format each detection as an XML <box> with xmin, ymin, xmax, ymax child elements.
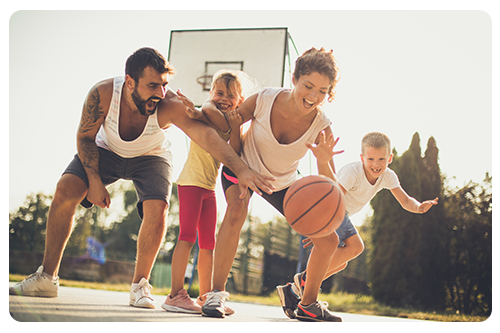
<box><xmin>241</xmin><ymin>87</ymin><xmax>332</xmax><ymax>191</ymax></box>
<box><xmin>95</xmin><ymin>76</ymin><xmax>173</xmax><ymax>163</ymax></box>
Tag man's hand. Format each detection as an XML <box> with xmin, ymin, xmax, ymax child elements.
<box><xmin>236</xmin><ymin>168</ymin><xmax>275</xmax><ymax>199</ymax></box>
<box><xmin>86</xmin><ymin>182</ymin><xmax>111</xmax><ymax>209</ymax></box>
<box><xmin>177</xmin><ymin>89</ymin><xmax>203</xmax><ymax>120</ymax></box>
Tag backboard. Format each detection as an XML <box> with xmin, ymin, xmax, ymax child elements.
<box><xmin>167</xmin><ymin>28</ymin><xmax>289</xmax><ymax>106</ymax></box>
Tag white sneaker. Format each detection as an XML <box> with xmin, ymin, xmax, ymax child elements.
<box><xmin>9</xmin><ymin>266</ymin><xmax>59</xmax><ymax>297</ymax></box>
<box><xmin>129</xmin><ymin>278</ymin><xmax>155</xmax><ymax>309</ymax></box>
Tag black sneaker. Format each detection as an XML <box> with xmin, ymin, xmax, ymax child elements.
<box><xmin>293</xmin><ymin>272</ymin><xmax>306</xmax><ymax>299</ymax></box>
<box><xmin>201</xmin><ymin>290</ymin><xmax>230</xmax><ymax>318</ymax></box>
<box><xmin>296</xmin><ymin>301</ymin><xmax>343</xmax><ymax>322</ymax></box>
<box><xmin>276</xmin><ymin>283</ymin><xmax>300</xmax><ymax>319</ymax></box>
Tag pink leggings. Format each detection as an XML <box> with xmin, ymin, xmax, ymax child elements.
<box><xmin>177</xmin><ymin>185</ymin><xmax>217</xmax><ymax>250</ymax></box>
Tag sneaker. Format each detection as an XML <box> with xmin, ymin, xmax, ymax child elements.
<box><xmin>201</xmin><ymin>290</ymin><xmax>231</xmax><ymax>318</ymax></box>
<box><xmin>276</xmin><ymin>283</ymin><xmax>300</xmax><ymax>319</ymax></box>
<box><xmin>197</xmin><ymin>294</ymin><xmax>234</xmax><ymax>316</ymax></box>
<box><xmin>161</xmin><ymin>289</ymin><xmax>202</xmax><ymax>314</ymax></box>
<box><xmin>9</xmin><ymin>266</ymin><xmax>59</xmax><ymax>297</ymax></box>
<box><xmin>129</xmin><ymin>278</ymin><xmax>155</xmax><ymax>309</ymax></box>
<box><xmin>293</xmin><ymin>271</ymin><xmax>306</xmax><ymax>299</ymax></box>
<box><xmin>296</xmin><ymin>301</ymin><xmax>342</xmax><ymax>322</ymax></box>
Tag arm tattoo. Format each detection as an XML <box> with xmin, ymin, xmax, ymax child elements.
<box><xmin>78</xmin><ymin>140</ymin><xmax>100</xmax><ymax>174</ymax></box>
<box><xmin>79</xmin><ymin>87</ymin><xmax>104</xmax><ymax>133</ymax></box>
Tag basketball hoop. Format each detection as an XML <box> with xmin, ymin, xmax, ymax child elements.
<box><xmin>196</xmin><ymin>74</ymin><xmax>213</xmax><ymax>91</ymax></box>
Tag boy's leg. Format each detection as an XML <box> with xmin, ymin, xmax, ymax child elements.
<box><xmin>323</xmin><ymin>233</ymin><xmax>364</xmax><ymax>279</ymax></box>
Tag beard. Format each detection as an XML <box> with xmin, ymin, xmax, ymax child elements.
<box><xmin>132</xmin><ymin>87</ymin><xmax>156</xmax><ymax>116</ymax></box>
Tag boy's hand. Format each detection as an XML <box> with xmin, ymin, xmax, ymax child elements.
<box><xmin>418</xmin><ymin>197</ymin><xmax>439</xmax><ymax>213</ymax></box>
<box><xmin>306</xmin><ymin>131</ymin><xmax>344</xmax><ymax>165</ymax></box>
<box><xmin>302</xmin><ymin>237</ymin><xmax>314</xmax><ymax>248</ymax></box>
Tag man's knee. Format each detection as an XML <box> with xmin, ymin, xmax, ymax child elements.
<box><xmin>141</xmin><ymin>199</ymin><xmax>169</xmax><ymax>222</ymax></box>
<box><xmin>53</xmin><ymin>174</ymin><xmax>88</xmax><ymax>206</ymax></box>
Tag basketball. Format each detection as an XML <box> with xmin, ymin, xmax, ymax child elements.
<box><xmin>284</xmin><ymin>175</ymin><xmax>346</xmax><ymax>238</ymax></box>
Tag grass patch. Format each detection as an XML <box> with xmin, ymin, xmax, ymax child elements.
<box><xmin>9</xmin><ymin>274</ymin><xmax>486</xmax><ymax>322</ymax></box>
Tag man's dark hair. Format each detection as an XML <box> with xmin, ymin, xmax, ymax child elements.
<box><xmin>125</xmin><ymin>47</ymin><xmax>174</xmax><ymax>81</ymax></box>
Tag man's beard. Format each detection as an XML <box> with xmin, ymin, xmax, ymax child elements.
<box><xmin>132</xmin><ymin>87</ymin><xmax>156</xmax><ymax>116</ymax></box>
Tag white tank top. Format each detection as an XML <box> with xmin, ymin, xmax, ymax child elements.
<box><xmin>241</xmin><ymin>87</ymin><xmax>332</xmax><ymax>191</ymax></box>
<box><xmin>95</xmin><ymin>77</ymin><xmax>173</xmax><ymax>163</ymax></box>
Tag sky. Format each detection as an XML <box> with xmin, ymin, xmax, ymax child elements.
<box><xmin>6</xmin><ymin>5</ymin><xmax>495</xmax><ymax>229</ymax></box>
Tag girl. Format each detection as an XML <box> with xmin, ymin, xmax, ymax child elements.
<box><xmin>161</xmin><ymin>70</ymin><xmax>255</xmax><ymax>314</ymax></box>
<box><xmin>199</xmin><ymin>48</ymin><xmax>344</xmax><ymax>321</ymax></box>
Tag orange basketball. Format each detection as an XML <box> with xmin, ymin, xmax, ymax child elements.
<box><xmin>284</xmin><ymin>175</ymin><xmax>346</xmax><ymax>238</ymax></box>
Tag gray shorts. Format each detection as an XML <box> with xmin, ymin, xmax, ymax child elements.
<box><xmin>336</xmin><ymin>212</ymin><xmax>358</xmax><ymax>247</ymax></box>
<box><xmin>63</xmin><ymin>147</ymin><xmax>173</xmax><ymax>219</ymax></box>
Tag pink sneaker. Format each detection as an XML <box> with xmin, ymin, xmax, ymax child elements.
<box><xmin>161</xmin><ymin>289</ymin><xmax>202</xmax><ymax>314</ymax></box>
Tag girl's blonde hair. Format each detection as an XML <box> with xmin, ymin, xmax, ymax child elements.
<box><xmin>210</xmin><ymin>69</ymin><xmax>258</xmax><ymax>103</ymax></box>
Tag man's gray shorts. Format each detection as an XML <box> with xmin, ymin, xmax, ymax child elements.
<box><xmin>63</xmin><ymin>147</ymin><xmax>173</xmax><ymax>219</ymax></box>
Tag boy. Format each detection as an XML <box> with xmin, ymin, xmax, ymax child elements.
<box><xmin>277</xmin><ymin>131</ymin><xmax>438</xmax><ymax>319</ymax></box>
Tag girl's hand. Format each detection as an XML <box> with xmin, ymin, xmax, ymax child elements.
<box><xmin>306</xmin><ymin>131</ymin><xmax>344</xmax><ymax>164</ymax></box>
<box><xmin>226</xmin><ymin>109</ymin><xmax>243</xmax><ymax>130</ymax></box>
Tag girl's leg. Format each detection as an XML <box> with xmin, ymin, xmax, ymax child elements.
<box><xmin>198</xmin><ymin>249</ymin><xmax>214</xmax><ymax>297</ymax></box>
<box><xmin>197</xmin><ymin>190</ymin><xmax>217</xmax><ymax>296</ymax></box>
<box><xmin>170</xmin><ymin>186</ymin><xmax>202</xmax><ymax>297</ymax></box>
<box><xmin>170</xmin><ymin>240</ymin><xmax>195</xmax><ymax>296</ymax></box>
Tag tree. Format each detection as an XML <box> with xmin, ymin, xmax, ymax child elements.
<box><xmin>9</xmin><ymin>192</ymin><xmax>52</xmax><ymax>253</ymax></box>
<box><xmin>443</xmin><ymin>174</ymin><xmax>492</xmax><ymax>316</ymax></box>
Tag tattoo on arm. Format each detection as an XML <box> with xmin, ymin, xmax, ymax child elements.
<box><xmin>78</xmin><ymin>140</ymin><xmax>100</xmax><ymax>175</ymax></box>
<box><xmin>79</xmin><ymin>87</ymin><xmax>104</xmax><ymax>133</ymax></box>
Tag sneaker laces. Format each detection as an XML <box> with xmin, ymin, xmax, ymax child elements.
<box><xmin>133</xmin><ymin>280</ymin><xmax>154</xmax><ymax>301</ymax></box>
<box><xmin>317</xmin><ymin>301</ymin><xmax>330</xmax><ymax>315</ymax></box>
<box><xmin>204</xmin><ymin>291</ymin><xmax>230</xmax><ymax>306</ymax></box>
<box><xmin>18</xmin><ymin>272</ymin><xmax>40</xmax><ymax>286</ymax></box>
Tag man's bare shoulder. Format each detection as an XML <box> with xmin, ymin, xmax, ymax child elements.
<box><xmin>157</xmin><ymin>89</ymin><xmax>186</xmax><ymax>128</ymax></box>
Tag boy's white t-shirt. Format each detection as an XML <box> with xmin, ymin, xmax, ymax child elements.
<box><xmin>337</xmin><ymin>161</ymin><xmax>401</xmax><ymax>215</ymax></box>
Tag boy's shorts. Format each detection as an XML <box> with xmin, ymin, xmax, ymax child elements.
<box><xmin>222</xmin><ymin>166</ymin><xmax>358</xmax><ymax>246</ymax></box>
<box><xmin>336</xmin><ymin>212</ymin><xmax>358</xmax><ymax>247</ymax></box>
<box><xmin>63</xmin><ymin>147</ymin><xmax>173</xmax><ymax>219</ymax></box>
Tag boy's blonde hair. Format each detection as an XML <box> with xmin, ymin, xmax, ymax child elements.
<box><xmin>210</xmin><ymin>69</ymin><xmax>257</xmax><ymax>103</ymax></box>
<box><xmin>361</xmin><ymin>132</ymin><xmax>391</xmax><ymax>155</ymax></box>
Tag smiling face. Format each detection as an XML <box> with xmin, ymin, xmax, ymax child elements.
<box><xmin>210</xmin><ymin>79</ymin><xmax>242</xmax><ymax>113</ymax></box>
<box><xmin>292</xmin><ymin>71</ymin><xmax>331</xmax><ymax>114</ymax></box>
<box><xmin>130</xmin><ymin>66</ymin><xmax>169</xmax><ymax>116</ymax></box>
<box><xmin>360</xmin><ymin>145</ymin><xmax>393</xmax><ymax>184</ymax></box>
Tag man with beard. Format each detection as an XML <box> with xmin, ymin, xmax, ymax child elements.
<box><xmin>9</xmin><ymin>47</ymin><xmax>274</xmax><ymax>309</ymax></box>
